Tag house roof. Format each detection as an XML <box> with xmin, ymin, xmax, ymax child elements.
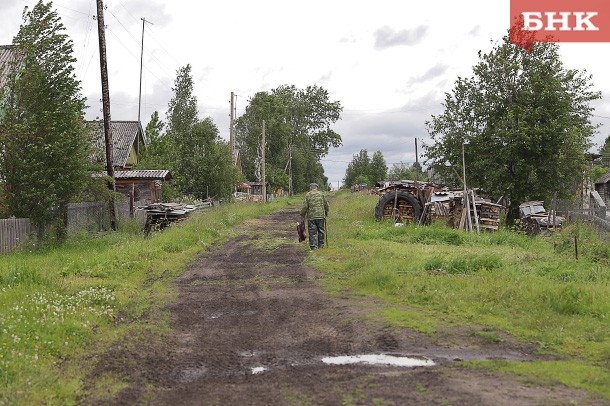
<box><xmin>86</xmin><ymin>120</ymin><xmax>146</xmax><ymax>168</ymax></box>
<box><xmin>595</xmin><ymin>172</ymin><xmax>610</xmax><ymax>185</ymax></box>
<box><xmin>114</xmin><ymin>170</ymin><xmax>171</xmax><ymax>181</ymax></box>
<box><xmin>0</xmin><ymin>45</ymin><xmax>19</xmax><ymax>90</ymax></box>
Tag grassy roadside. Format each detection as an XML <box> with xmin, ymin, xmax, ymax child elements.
<box><xmin>0</xmin><ymin>197</ymin><xmax>298</xmax><ymax>405</ymax></box>
<box><xmin>310</xmin><ymin>191</ymin><xmax>610</xmax><ymax>400</ymax></box>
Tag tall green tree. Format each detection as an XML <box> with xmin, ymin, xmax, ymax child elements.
<box><xmin>138</xmin><ymin>111</ymin><xmax>170</xmax><ymax>169</ymax></box>
<box><xmin>343</xmin><ymin>149</ymin><xmax>388</xmax><ymax>187</ymax></box>
<box><xmin>235</xmin><ymin>84</ymin><xmax>342</xmax><ymax>194</ymax></box>
<box><xmin>165</xmin><ymin>65</ymin><xmax>237</xmax><ymax>199</ymax></box>
<box><xmin>174</xmin><ymin>117</ymin><xmax>238</xmax><ymax>199</ymax></box>
<box><xmin>166</xmin><ymin>64</ymin><xmax>198</xmax><ymax>152</ymax></box>
<box><xmin>387</xmin><ymin>162</ymin><xmax>427</xmax><ymax>181</ymax></box>
<box><xmin>343</xmin><ymin>149</ymin><xmax>371</xmax><ymax>187</ymax></box>
<box><xmin>0</xmin><ymin>1</ymin><xmax>92</xmax><ymax>237</ymax></box>
<box><xmin>369</xmin><ymin>151</ymin><xmax>388</xmax><ymax>184</ymax></box>
<box><xmin>424</xmin><ymin>34</ymin><xmax>600</xmax><ymax>217</ymax></box>
<box><xmin>599</xmin><ymin>134</ymin><xmax>610</xmax><ymax>168</ymax></box>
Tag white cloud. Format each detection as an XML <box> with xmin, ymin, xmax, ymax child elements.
<box><xmin>1</xmin><ymin>0</ymin><xmax>609</xmax><ymax>188</ymax></box>
<box><xmin>374</xmin><ymin>26</ymin><xmax>428</xmax><ymax>50</ymax></box>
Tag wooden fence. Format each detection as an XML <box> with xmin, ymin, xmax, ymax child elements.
<box><xmin>0</xmin><ymin>199</ymin><xmax>136</xmax><ymax>254</ymax></box>
<box><xmin>0</xmin><ymin>218</ymin><xmax>31</xmax><ymax>254</ymax></box>
<box><xmin>567</xmin><ymin>210</ymin><xmax>610</xmax><ymax>232</ymax></box>
<box><xmin>66</xmin><ymin>199</ymin><xmax>132</xmax><ymax>234</ymax></box>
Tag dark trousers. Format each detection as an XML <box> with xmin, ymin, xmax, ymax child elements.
<box><xmin>307</xmin><ymin>218</ymin><xmax>325</xmax><ymax>249</ymax></box>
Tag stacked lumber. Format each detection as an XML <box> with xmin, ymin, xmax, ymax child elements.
<box><xmin>451</xmin><ymin>192</ymin><xmax>503</xmax><ymax>232</ymax></box>
<box><xmin>139</xmin><ymin>201</ymin><xmax>212</xmax><ymax>234</ymax></box>
<box><xmin>476</xmin><ymin>201</ymin><xmax>502</xmax><ymax>231</ymax></box>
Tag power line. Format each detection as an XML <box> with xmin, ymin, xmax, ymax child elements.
<box><xmin>76</xmin><ymin>2</ymin><xmax>95</xmax><ymax>78</ymax></box>
<box><xmin>116</xmin><ymin>0</ymin><xmax>140</xmax><ymax>24</ymax></box>
<box><xmin>103</xmin><ymin>7</ymin><xmax>175</xmax><ymax>80</ymax></box>
<box><xmin>106</xmin><ymin>26</ymin><xmax>171</xmax><ymax>88</ymax></box>
<box><xmin>320</xmin><ymin>158</ymin><xmax>418</xmax><ymax>166</ymax></box>
<box><xmin>105</xmin><ymin>7</ymin><xmax>140</xmax><ymax>46</ymax></box>
<box><xmin>592</xmin><ymin>114</ymin><xmax>610</xmax><ymax>120</ymax></box>
<box><xmin>143</xmin><ymin>24</ymin><xmax>182</xmax><ymax>66</ymax></box>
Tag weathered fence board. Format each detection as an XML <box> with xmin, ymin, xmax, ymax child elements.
<box><xmin>568</xmin><ymin>211</ymin><xmax>610</xmax><ymax>232</ymax></box>
<box><xmin>67</xmin><ymin>199</ymin><xmax>131</xmax><ymax>234</ymax></box>
<box><xmin>0</xmin><ymin>218</ymin><xmax>31</xmax><ymax>254</ymax></box>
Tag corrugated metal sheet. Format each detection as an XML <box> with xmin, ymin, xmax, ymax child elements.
<box><xmin>114</xmin><ymin>169</ymin><xmax>171</xmax><ymax>180</ymax></box>
<box><xmin>86</xmin><ymin>121</ymin><xmax>146</xmax><ymax>168</ymax></box>
<box><xmin>595</xmin><ymin>172</ymin><xmax>610</xmax><ymax>185</ymax></box>
<box><xmin>0</xmin><ymin>45</ymin><xmax>18</xmax><ymax>89</ymax></box>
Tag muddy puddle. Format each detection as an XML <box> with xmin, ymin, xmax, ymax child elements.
<box><xmin>321</xmin><ymin>354</ymin><xmax>435</xmax><ymax>367</ymax></box>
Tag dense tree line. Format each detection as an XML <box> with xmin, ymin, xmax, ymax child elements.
<box><xmin>343</xmin><ymin>149</ymin><xmax>388</xmax><ymax>187</ymax></box>
<box><xmin>138</xmin><ymin>65</ymin><xmax>238</xmax><ymax>200</ymax></box>
<box><xmin>387</xmin><ymin>161</ymin><xmax>427</xmax><ymax>182</ymax></box>
<box><xmin>235</xmin><ymin>85</ymin><xmax>342</xmax><ymax>193</ymax></box>
<box><xmin>424</xmin><ymin>34</ymin><xmax>600</xmax><ymax>217</ymax></box>
<box><xmin>0</xmin><ymin>1</ymin><xmax>93</xmax><ymax>238</ymax></box>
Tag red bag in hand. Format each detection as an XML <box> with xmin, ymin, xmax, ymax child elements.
<box><xmin>297</xmin><ymin>220</ymin><xmax>306</xmax><ymax>242</ymax></box>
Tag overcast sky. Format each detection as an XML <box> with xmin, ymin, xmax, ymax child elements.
<box><xmin>2</xmin><ymin>0</ymin><xmax>610</xmax><ymax>189</ymax></box>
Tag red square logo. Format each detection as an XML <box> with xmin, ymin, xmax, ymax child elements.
<box><xmin>510</xmin><ymin>0</ymin><xmax>610</xmax><ymax>50</ymax></box>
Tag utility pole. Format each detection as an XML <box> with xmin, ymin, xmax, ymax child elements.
<box><xmin>462</xmin><ymin>141</ymin><xmax>472</xmax><ymax>231</ymax></box>
<box><xmin>229</xmin><ymin>91</ymin><xmax>235</xmax><ymax>154</ymax></box>
<box><xmin>262</xmin><ymin>120</ymin><xmax>266</xmax><ymax>203</ymax></box>
<box><xmin>288</xmin><ymin>144</ymin><xmax>293</xmax><ymax>196</ymax></box>
<box><xmin>96</xmin><ymin>0</ymin><xmax>117</xmax><ymax>230</ymax></box>
<box><xmin>138</xmin><ymin>17</ymin><xmax>153</xmax><ymax>128</ymax></box>
<box><xmin>414</xmin><ymin>137</ymin><xmax>419</xmax><ymax>181</ymax></box>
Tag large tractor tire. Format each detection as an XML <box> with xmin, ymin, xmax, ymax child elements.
<box><xmin>375</xmin><ymin>190</ymin><xmax>422</xmax><ymax>223</ymax></box>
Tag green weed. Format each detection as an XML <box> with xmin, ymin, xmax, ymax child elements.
<box><xmin>310</xmin><ymin>191</ymin><xmax>610</xmax><ymax>400</ymax></box>
<box><xmin>0</xmin><ymin>197</ymin><xmax>295</xmax><ymax>404</ymax></box>
<box><xmin>423</xmin><ymin>254</ymin><xmax>503</xmax><ymax>275</ymax></box>
<box><xmin>468</xmin><ymin>360</ymin><xmax>610</xmax><ymax>399</ymax></box>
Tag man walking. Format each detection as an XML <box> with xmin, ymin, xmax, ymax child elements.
<box><xmin>300</xmin><ymin>183</ymin><xmax>329</xmax><ymax>250</ymax></box>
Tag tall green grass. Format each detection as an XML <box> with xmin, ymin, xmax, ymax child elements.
<box><xmin>0</xmin><ymin>198</ymin><xmax>295</xmax><ymax>405</ymax></box>
<box><xmin>311</xmin><ymin>191</ymin><xmax>610</xmax><ymax>399</ymax></box>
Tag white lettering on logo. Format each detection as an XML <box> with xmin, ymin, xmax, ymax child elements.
<box><xmin>521</xmin><ymin>11</ymin><xmax>600</xmax><ymax>31</ymax></box>
<box><xmin>544</xmin><ymin>12</ymin><xmax>572</xmax><ymax>31</ymax></box>
<box><xmin>573</xmin><ymin>12</ymin><xmax>599</xmax><ymax>31</ymax></box>
<box><xmin>522</xmin><ymin>12</ymin><xmax>543</xmax><ymax>30</ymax></box>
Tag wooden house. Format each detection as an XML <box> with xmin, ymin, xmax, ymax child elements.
<box><xmin>114</xmin><ymin>170</ymin><xmax>172</xmax><ymax>205</ymax></box>
<box><xmin>0</xmin><ymin>45</ymin><xmax>21</xmax><ymax>122</ymax></box>
<box><xmin>86</xmin><ymin>120</ymin><xmax>147</xmax><ymax>169</ymax></box>
<box><xmin>594</xmin><ymin>172</ymin><xmax>610</xmax><ymax>205</ymax></box>
<box><xmin>87</xmin><ymin>121</ymin><xmax>175</xmax><ymax>206</ymax></box>
<box><xmin>248</xmin><ymin>182</ymin><xmax>263</xmax><ymax>196</ymax></box>
<box><xmin>0</xmin><ymin>45</ymin><xmax>17</xmax><ymax>91</ymax></box>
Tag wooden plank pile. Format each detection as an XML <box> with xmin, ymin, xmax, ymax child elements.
<box><xmin>451</xmin><ymin>192</ymin><xmax>503</xmax><ymax>232</ymax></box>
<box><xmin>476</xmin><ymin>201</ymin><xmax>503</xmax><ymax>231</ymax></box>
<box><xmin>139</xmin><ymin>200</ymin><xmax>213</xmax><ymax>234</ymax></box>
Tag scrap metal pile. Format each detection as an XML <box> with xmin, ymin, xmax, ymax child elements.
<box><xmin>374</xmin><ymin>180</ymin><xmax>502</xmax><ymax>231</ymax></box>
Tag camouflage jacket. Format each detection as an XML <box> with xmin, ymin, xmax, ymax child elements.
<box><xmin>300</xmin><ymin>190</ymin><xmax>329</xmax><ymax>220</ymax></box>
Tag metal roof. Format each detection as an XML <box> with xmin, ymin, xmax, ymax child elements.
<box><xmin>0</xmin><ymin>45</ymin><xmax>19</xmax><ymax>90</ymax></box>
<box><xmin>86</xmin><ymin>121</ymin><xmax>146</xmax><ymax>168</ymax></box>
<box><xmin>114</xmin><ymin>170</ymin><xmax>171</xmax><ymax>180</ymax></box>
<box><xmin>595</xmin><ymin>172</ymin><xmax>610</xmax><ymax>185</ymax></box>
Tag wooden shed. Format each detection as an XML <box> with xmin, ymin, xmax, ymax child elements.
<box><xmin>248</xmin><ymin>182</ymin><xmax>263</xmax><ymax>196</ymax></box>
<box><xmin>114</xmin><ymin>170</ymin><xmax>172</xmax><ymax>205</ymax></box>
<box><xmin>594</xmin><ymin>172</ymin><xmax>610</xmax><ymax>205</ymax></box>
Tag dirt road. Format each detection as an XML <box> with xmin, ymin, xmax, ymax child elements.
<box><xmin>86</xmin><ymin>208</ymin><xmax>606</xmax><ymax>405</ymax></box>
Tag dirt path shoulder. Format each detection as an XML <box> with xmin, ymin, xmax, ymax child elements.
<box><xmin>85</xmin><ymin>208</ymin><xmax>607</xmax><ymax>405</ymax></box>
